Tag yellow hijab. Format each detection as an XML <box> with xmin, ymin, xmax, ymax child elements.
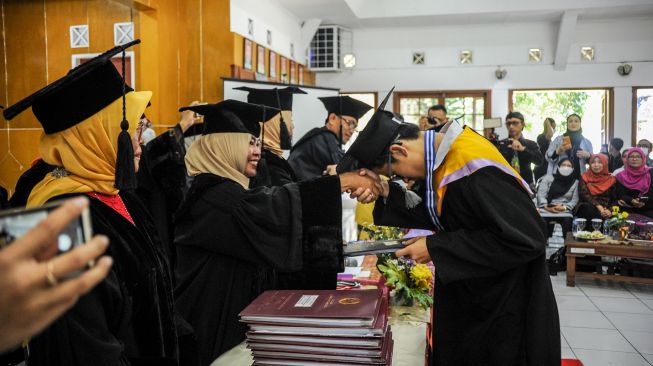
<box><xmin>185</xmin><ymin>133</ymin><xmax>252</xmax><ymax>189</ymax></box>
<box><xmin>27</xmin><ymin>91</ymin><xmax>152</xmax><ymax>207</ymax></box>
<box><xmin>260</xmin><ymin>110</ymin><xmax>292</xmax><ymax>158</ymax></box>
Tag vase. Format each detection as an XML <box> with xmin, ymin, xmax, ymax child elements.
<box><xmin>389</xmin><ymin>290</ymin><xmax>414</xmax><ymax>307</ymax></box>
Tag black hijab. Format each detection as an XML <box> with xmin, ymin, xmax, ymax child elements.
<box><xmin>547</xmin><ymin>158</ymin><xmax>577</xmax><ymax>203</ymax></box>
<box><xmin>563</xmin><ymin>114</ymin><xmax>584</xmax><ymax>177</ymax></box>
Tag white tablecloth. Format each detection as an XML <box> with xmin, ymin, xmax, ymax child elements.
<box><xmin>210</xmin><ymin>305</ymin><xmax>429</xmax><ymax>366</ymax></box>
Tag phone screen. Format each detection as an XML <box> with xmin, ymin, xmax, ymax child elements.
<box><xmin>0</xmin><ymin>200</ymin><xmax>93</xmax><ymax>255</ymax></box>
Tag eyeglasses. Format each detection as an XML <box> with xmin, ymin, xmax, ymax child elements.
<box><xmin>628</xmin><ymin>155</ymin><xmax>643</xmax><ymax>160</ymax></box>
<box><xmin>339</xmin><ymin>116</ymin><xmax>358</xmax><ymax>129</ymax></box>
<box><xmin>505</xmin><ymin>120</ymin><xmax>522</xmax><ymax>127</ymax></box>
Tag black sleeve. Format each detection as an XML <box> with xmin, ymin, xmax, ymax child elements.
<box><xmin>372</xmin><ymin>182</ymin><xmax>436</xmax><ymax>230</ymax></box>
<box><xmin>614</xmin><ymin>180</ymin><xmax>636</xmax><ymax>204</ymax></box>
<box><xmin>523</xmin><ymin>140</ymin><xmax>544</xmax><ymax>166</ymax></box>
<box><xmin>426</xmin><ymin>168</ymin><xmax>548</xmax><ymax>284</ymax></box>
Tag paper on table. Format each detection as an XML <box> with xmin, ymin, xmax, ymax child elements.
<box><xmin>342</xmin><ymin>267</ymin><xmax>362</xmax><ymax>275</ymax></box>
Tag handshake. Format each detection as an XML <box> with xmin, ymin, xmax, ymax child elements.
<box><xmin>329</xmin><ymin>166</ymin><xmax>389</xmax><ymax>204</ymax></box>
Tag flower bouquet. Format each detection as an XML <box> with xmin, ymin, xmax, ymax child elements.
<box><xmin>377</xmin><ymin>254</ymin><xmax>434</xmax><ymax>310</ymax></box>
<box><xmin>605</xmin><ymin>206</ymin><xmax>630</xmax><ymax>240</ymax></box>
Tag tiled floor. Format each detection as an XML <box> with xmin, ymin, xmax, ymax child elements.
<box><xmin>551</xmin><ymin>272</ymin><xmax>653</xmax><ymax>365</ymax></box>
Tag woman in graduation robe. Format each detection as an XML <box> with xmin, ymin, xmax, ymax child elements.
<box><xmin>337</xmin><ymin>102</ymin><xmax>560</xmax><ymax>366</ymax></box>
<box><xmin>3</xmin><ymin>44</ymin><xmax>182</xmax><ymax>365</ymax></box>
<box><xmin>173</xmin><ymin>100</ymin><xmax>381</xmax><ymax>364</ymax></box>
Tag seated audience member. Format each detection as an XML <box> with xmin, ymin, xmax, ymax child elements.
<box><xmin>534</xmin><ymin>117</ymin><xmax>556</xmax><ymax>181</ymax></box>
<box><xmin>497</xmin><ymin>111</ymin><xmax>543</xmax><ymax>186</ymax></box>
<box><xmin>537</xmin><ymin>158</ymin><xmax>579</xmax><ymax>238</ymax></box>
<box><xmin>615</xmin><ymin>147</ymin><xmax>653</xmax><ymax>222</ymax></box>
<box><xmin>607</xmin><ymin>138</ymin><xmax>624</xmax><ymax>172</ymax></box>
<box><xmin>546</xmin><ymin>113</ymin><xmax>592</xmax><ymax>177</ymax></box>
<box><xmin>3</xmin><ymin>42</ymin><xmax>183</xmax><ymax>365</ymax></box>
<box><xmin>612</xmin><ymin>148</ymin><xmax>630</xmax><ymax>176</ymax></box>
<box><xmin>173</xmin><ymin>100</ymin><xmax>380</xmax><ymax>364</ymax></box>
<box><xmin>0</xmin><ymin>198</ymin><xmax>111</xmax><ymax>353</ymax></box>
<box><xmin>574</xmin><ymin>154</ymin><xmax>616</xmax><ymax>221</ymax></box>
<box><xmin>636</xmin><ymin>139</ymin><xmax>653</xmax><ymax>167</ymax></box>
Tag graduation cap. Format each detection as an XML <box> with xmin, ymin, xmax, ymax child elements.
<box><xmin>183</xmin><ymin>123</ymin><xmax>205</xmax><ymax>138</ymax></box>
<box><xmin>233</xmin><ymin>86</ymin><xmax>306</xmax><ymax>149</ymax></box>
<box><xmin>318</xmin><ymin>95</ymin><xmax>373</xmax><ymax>147</ymax></box>
<box><xmin>336</xmin><ymin>87</ymin><xmax>401</xmax><ymax>174</ymax></box>
<box><xmin>178</xmin><ymin>99</ymin><xmax>280</xmax><ymax>137</ymax></box>
<box><xmin>3</xmin><ymin>39</ymin><xmax>142</xmax><ymax>190</ymax></box>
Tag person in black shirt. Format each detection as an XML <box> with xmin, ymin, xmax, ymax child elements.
<box><xmin>534</xmin><ymin>117</ymin><xmax>555</xmax><ymax>181</ymax></box>
<box><xmin>497</xmin><ymin>111</ymin><xmax>544</xmax><ymax>186</ymax></box>
<box><xmin>607</xmin><ymin>137</ymin><xmax>624</xmax><ymax>173</ymax></box>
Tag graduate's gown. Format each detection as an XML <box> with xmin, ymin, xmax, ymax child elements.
<box><xmin>28</xmin><ymin>191</ymin><xmax>179</xmax><ymax>366</ymax></box>
<box><xmin>288</xmin><ymin>127</ymin><xmax>344</xmax><ymax>181</ymax></box>
<box><xmin>250</xmin><ymin>149</ymin><xmax>340</xmax><ymax>290</ymax></box>
<box><xmin>173</xmin><ymin>174</ymin><xmax>343</xmax><ymax>364</ymax></box>
<box><xmin>374</xmin><ymin>167</ymin><xmax>560</xmax><ymax>366</ymax></box>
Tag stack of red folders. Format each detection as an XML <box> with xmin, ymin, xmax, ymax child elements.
<box><xmin>239</xmin><ymin>289</ymin><xmax>392</xmax><ymax>365</ymax></box>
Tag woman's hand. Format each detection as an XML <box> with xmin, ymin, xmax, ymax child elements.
<box><xmin>618</xmin><ymin>199</ymin><xmax>633</xmax><ymax>208</ymax></box>
<box><xmin>576</xmin><ymin>149</ymin><xmax>591</xmax><ymax>159</ymax></box>
<box><xmin>0</xmin><ymin>197</ymin><xmax>112</xmax><ymax>353</ymax></box>
<box><xmin>631</xmin><ymin>198</ymin><xmax>646</xmax><ymax>208</ymax></box>
<box><xmin>556</xmin><ymin>143</ymin><xmax>571</xmax><ymax>155</ymax></box>
<box><xmin>178</xmin><ymin>101</ymin><xmax>202</xmax><ymax>133</ymax></box>
<box><xmin>395</xmin><ymin>236</ymin><xmax>431</xmax><ymax>264</ymax></box>
<box><xmin>543</xmin><ymin>206</ymin><xmax>558</xmax><ymax>213</ymax></box>
<box><xmin>553</xmin><ymin>204</ymin><xmax>568</xmax><ymax>212</ymax></box>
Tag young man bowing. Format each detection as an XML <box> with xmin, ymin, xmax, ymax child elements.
<box><xmin>340</xmin><ymin>92</ymin><xmax>560</xmax><ymax>366</ymax></box>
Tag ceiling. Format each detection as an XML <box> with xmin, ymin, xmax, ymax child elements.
<box><xmin>276</xmin><ymin>0</ymin><xmax>653</xmax><ymax>28</ymax></box>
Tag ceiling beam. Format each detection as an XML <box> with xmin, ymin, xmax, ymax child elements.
<box><xmin>553</xmin><ymin>10</ymin><xmax>578</xmax><ymax>71</ymax></box>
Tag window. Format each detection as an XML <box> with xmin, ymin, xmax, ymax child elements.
<box><xmin>633</xmin><ymin>87</ymin><xmax>653</xmax><ymax>146</ymax></box>
<box><xmin>394</xmin><ymin>91</ymin><xmax>491</xmax><ymax>131</ymax></box>
<box><xmin>510</xmin><ymin>88</ymin><xmax>612</xmax><ymax>150</ymax></box>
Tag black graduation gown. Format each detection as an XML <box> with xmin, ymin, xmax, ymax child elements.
<box><xmin>250</xmin><ymin>149</ymin><xmax>340</xmax><ymax>291</ymax></box>
<box><xmin>136</xmin><ymin>124</ymin><xmax>188</xmax><ymax>269</ymax></box>
<box><xmin>174</xmin><ymin>174</ymin><xmax>343</xmax><ymax>364</ymax></box>
<box><xmin>249</xmin><ymin>149</ymin><xmax>297</xmax><ymax>188</ymax></box>
<box><xmin>28</xmin><ymin>191</ymin><xmax>179</xmax><ymax>366</ymax></box>
<box><xmin>287</xmin><ymin>127</ymin><xmax>344</xmax><ymax>181</ymax></box>
<box><xmin>9</xmin><ymin>159</ymin><xmax>55</xmax><ymax>208</ymax></box>
<box><xmin>373</xmin><ymin>167</ymin><xmax>560</xmax><ymax>366</ymax></box>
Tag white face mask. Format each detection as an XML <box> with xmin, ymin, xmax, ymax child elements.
<box><xmin>558</xmin><ymin>166</ymin><xmax>574</xmax><ymax>177</ymax></box>
<box><xmin>641</xmin><ymin>147</ymin><xmax>650</xmax><ymax>157</ymax></box>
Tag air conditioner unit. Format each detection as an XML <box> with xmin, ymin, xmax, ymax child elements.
<box><xmin>309</xmin><ymin>25</ymin><xmax>351</xmax><ymax>72</ymax></box>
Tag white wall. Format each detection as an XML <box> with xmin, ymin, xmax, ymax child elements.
<box><xmin>316</xmin><ymin>17</ymin><xmax>653</xmax><ymax>144</ymax></box>
<box><xmin>230</xmin><ymin>0</ymin><xmax>306</xmax><ymax>63</ymax></box>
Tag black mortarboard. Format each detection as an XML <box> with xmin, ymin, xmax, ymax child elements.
<box><xmin>233</xmin><ymin>86</ymin><xmax>306</xmax><ymax>150</ymax></box>
<box><xmin>3</xmin><ymin>40</ymin><xmax>141</xmax><ymax>190</ymax></box>
<box><xmin>178</xmin><ymin>100</ymin><xmax>279</xmax><ymax>137</ymax></box>
<box><xmin>336</xmin><ymin>87</ymin><xmax>401</xmax><ymax>173</ymax></box>
<box><xmin>233</xmin><ymin>86</ymin><xmax>306</xmax><ymax>111</ymax></box>
<box><xmin>3</xmin><ymin>40</ymin><xmax>138</xmax><ymax>134</ymax></box>
<box><xmin>318</xmin><ymin>96</ymin><xmax>372</xmax><ymax>121</ymax></box>
<box><xmin>183</xmin><ymin>123</ymin><xmax>205</xmax><ymax>138</ymax></box>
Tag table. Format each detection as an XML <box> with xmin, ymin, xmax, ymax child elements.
<box><xmin>210</xmin><ymin>305</ymin><xmax>429</xmax><ymax>366</ymax></box>
<box><xmin>565</xmin><ymin>233</ymin><xmax>653</xmax><ymax>287</ymax></box>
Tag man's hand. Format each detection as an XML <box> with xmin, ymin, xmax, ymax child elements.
<box><xmin>0</xmin><ymin>197</ymin><xmax>112</xmax><ymax>352</ymax></box>
<box><xmin>357</xmin><ymin>168</ymin><xmax>389</xmax><ymax>198</ymax></box>
<box><xmin>510</xmin><ymin>139</ymin><xmax>525</xmax><ymax>152</ymax></box>
<box><xmin>323</xmin><ymin>164</ymin><xmax>337</xmax><ymax>176</ymax></box>
<box><xmin>339</xmin><ymin>172</ymin><xmax>382</xmax><ymax>204</ymax></box>
<box><xmin>395</xmin><ymin>236</ymin><xmax>431</xmax><ymax>264</ymax></box>
<box><xmin>179</xmin><ymin>101</ymin><xmax>202</xmax><ymax>133</ymax></box>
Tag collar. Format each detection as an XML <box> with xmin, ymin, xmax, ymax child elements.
<box><xmin>432</xmin><ymin>120</ymin><xmax>463</xmax><ymax>172</ymax></box>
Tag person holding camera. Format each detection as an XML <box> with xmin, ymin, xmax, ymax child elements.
<box><xmin>497</xmin><ymin>112</ymin><xmax>543</xmax><ymax>186</ymax></box>
<box><xmin>424</xmin><ymin>104</ymin><xmax>448</xmax><ymax>132</ymax></box>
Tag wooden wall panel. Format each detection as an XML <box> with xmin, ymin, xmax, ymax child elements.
<box><xmin>202</xmin><ymin>0</ymin><xmax>232</xmax><ymax>103</ymax></box>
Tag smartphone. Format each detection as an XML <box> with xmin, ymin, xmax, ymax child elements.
<box><xmin>0</xmin><ymin>200</ymin><xmax>93</xmax><ymax>260</ymax></box>
<box><xmin>641</xmin><ymin>196</ymin><xmax>649</xmax><ymax>202</ymax></box>
<box><xmin>562</xmin><ymin>136</ymin><xmax>571</xmax><ymax>147</ymax></box>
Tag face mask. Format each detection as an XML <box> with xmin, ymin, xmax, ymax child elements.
<box><xmin>558</xmin><ymin>166</ymin><xmax>573</xmax><ymax>177</ymax></box>
<box><xmin>641</xmin><ymin>148</ymin><xmax>650</xmax><ymax>157</ymax></box>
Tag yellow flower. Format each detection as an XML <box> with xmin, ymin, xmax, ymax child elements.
<box><xmin>622</xmin><ymin>212</ymin><xmax>629</xmax><ymax>219</ymax></box>
<box><xmin>410</xmin><ymin>263</ymin><xmax>432</xmax><ymax>291</ymax></box>
<box><xmin>612</xmin><ymin>206</ymin><xmax>620</xmax><ymax>215</ymax></box>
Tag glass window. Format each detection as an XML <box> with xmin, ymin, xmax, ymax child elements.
<box><xmin>395</xmin><ymin>91</ymin><xmax>489</xmax><ymax>131</ymax></box>
<box><xmin>635</xmin><ymin>88</ymin><xmax>653</xmax><ymax>145</ymax></box>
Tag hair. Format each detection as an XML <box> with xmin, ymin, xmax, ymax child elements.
<box><xmin>567</xmin><ymin>113</ymin><xmax>582</xmax><ymax>122</ymax></box>
<box><xmin>505</xmin><ymin>111</ymin><xmax>525</xmax><ymax>123</ymax></box>
<box><xmin>610</xmin><ymin>137</ymin><xmax>624</xmax><ymax>151</ymax></box>
<box><xmin>372</xmin><ymin>123</ymin><xmax>420</xmax><ymax>168</ymax></box>
<box><xmin>428</xmin><ymin>104</ymin><xmax>446</xmax><ymax>114</ymax></box>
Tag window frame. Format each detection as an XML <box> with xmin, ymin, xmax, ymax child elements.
<box><xmin>392</xmin><ymin>90</ymin><xmax>492</xmax><ymax>128</ymax></box>
<box><xmin>632</xmin><ymin>86</ymin><xmax>653</xmax><ymax>146</ymax></box>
